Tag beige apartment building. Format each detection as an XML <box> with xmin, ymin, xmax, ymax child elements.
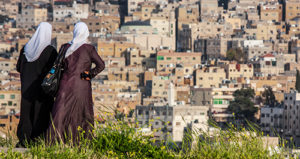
<box><xmin>94</xmin><ymin>1</ymin><xmax>120</xmax><ymax>17</ymax></box>
<box><xmin>17</xmin><ymin>39</ymin><xmax>29</xmax><ymax>53</ymax></box>
<box><xmin>0</xmin><ymin>58</ymin><xmax>16</xmax><ymax>72</ymax></box>
<box><xmin>274</xmin><ymin>40</ymin><xmax>289</xmax><ymax>54</ymax></box>
<box><xmin>0</xmin><ymin>2</ymin><xmax>18</xmax><ymax>19</ymax></box>
<box><xmin>151</xmin><ymin>75</ymin><xmax>171</xmax><ymax>98</ymax></box>
<box><xmin>246</xmin><ymin>45</ymin><xmax>272</xmax><ymax>60</ymax></box>
<box><xmin>253</xmin><ymin>54</ymin><xmax>284</xmax><ymax>77</ymax></box>
<box><xmin>93</xmin><ymin>90</ymin><xmax>118</xmax><ymax>116</ymax></box>
<box><xmin>284</xmin><ymin>0</ymin><xmax>300</xmax><ymax>22</ymax></box>
<box><xmin>107</xmin><ymin>67</ymin><xmax>127</xmax><ymax>81</ymax></box>
<box><xmin>200</xmin><ymin>0</ymin><xmax>220</xmax><ymax>21</ymax></box>
<box><xmin>224</xmin><ymin>63</ymin><xmax>253</xmax><ymax>81</ymax></box>
<box><xmin>224</xmin><ymin>14</ymin><xmax>243</xmax><ymax>30</ymax></box>
<box><xmin>0</xmin><ymin>42</ymin><xmax>13</xmax><ymax>53</ymax></box>
<box><xmin>93</xmin><ymin>80</ymin><xmax>140</xmax><ymax>116</ymax></box>
<box><xmin>250</xmin><ymin>75</ymin><xmax>296</xmax><ymax>96</ymax></box>
<box><xmin>52</xmin><ymin>32</ymin><xmax>73</xmax><ymax>50</ymax></box>
<box><xmin>16</xmin><ymin>5</ymin><xmax>47</xmax><ymax>28</ymax></box>
<box><xmin>122</xmin><ymin>31</ymin><xmax>176</xmax><ymax>51</ymax></box>
<box><xmin>192</xmin><ymin>22</ymin><xmax>233</xmax><ymax>39</ymax></box>
<box><xmin>195</xmin><ymin>67</ymin><xmax>226</xmax><ymax>88</ymax></box>
<box><xmin>178</xmin><ymin>22</ymin><xmax>233</xmax><ymax>52</ymax></box>
<box><xmin>169</xmin><ymin>67</ymin><xmax>194</xmax><ymax>86</ymax></box>
<box><xmin>127</xmin><ymin>49</ymin><xmax>156</xmax><ymax>68</ymax></box>
<box><xmin>97</xmin><ymin>41</ymin><xmax>137</xmax><ymax>57</ymax></box>
<box><xmin>177</xmin><ymin>5</ymin><xmax>199</xmax><ymax>30</ymax></box>
<box><xmin>288</xmin><ymin>20</ymin><xmax>300</xmax><ymax>36</ymax></box>
<box><xmin>260</xmin><ymin>3</ymin><xmax>283</xmax><ymax>22</ymax></box>
<box><xmin>127</xmin><ymin>0</ymin><xmax>146</xmax><ymax>16</ymax></box>
<box><xmin>105</xmin><ymin>56</ymin><xmax>126</xmax><ymax>68</ymax></box>
<box><xmin>131</xmin><ymin>3</ymin><xmax>157</xmax><ymax>21</ymax></box>
<box><xmin>149</xmin><ymin>15</ymin><xmax>176</xmax><ymax>38</ymax></box>
<box><xmin>256</xmin><ymin>23</ymin><xmax>277</xmax><ymax>40</ymax></box>
<box><xmin>81</xmin><ymin>16</ymin><xmax>120</xmax><ymax>36</ymax></box>
<box><xmin>0</xmin><ymin>91</ymin><xmax>21</xmax><ymax>115</ymax></box>
<box><xmin>0</xmin><ymin>113</ymin><xmax>19</xmax><ymax>138</ymax></box>
<box><xmin>156</xmin><ymin>51</ymin><xmax>202</xmax><ymax>72</ymax></box>
<box><xmin>51</xmin><ymin>22</ymin><xmax>73</xmax><ymax>33</ymax></box>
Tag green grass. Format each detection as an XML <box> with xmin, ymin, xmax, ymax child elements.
<box><xmin>0</xmin><ymin>114</ymin><xmax>289</xmax><ymax>159</ymax></box>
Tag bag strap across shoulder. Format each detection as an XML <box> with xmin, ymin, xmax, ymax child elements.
<box><xmin>55</xmin><ymin>45</ymin><xmax>67</xmax><ymax>66</ymax></box>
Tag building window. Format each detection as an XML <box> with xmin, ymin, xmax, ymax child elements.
<box><xmin>138</xmin><ymin>110</ymin><xmax>143</xmax><ymax>115</ymax></box>
<box><xmin>157</xmin><ymin>56</ymin><xmax>164</xmax><ymax>60</ymax></box>
<box><xmin>177</xmin><ymin>57</ymin><xmax>181</xmax><ymax>60</ymax></box>
<box><xmin>8</xmin><ymin>101</ymin><xmax>12</xmax><ymax>106</ymax></box>
<box><xmin>0</xmin><ymin>95</ymin><xmax>4</xmax><ymax>99</ymax></box>
<box><xmin>10</xmin><ymin>95</ymin><xmax>15</xmax><ymax>99</ymax></box>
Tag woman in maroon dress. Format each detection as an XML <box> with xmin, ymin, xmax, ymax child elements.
<box><xmin>47</xmin><ymin>22</ymin><xmax>105</xmax><ymax>143</ymax></box>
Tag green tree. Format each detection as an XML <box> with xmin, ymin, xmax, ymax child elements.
<box><xmin>228</xmin><ymin>88</ymin><xmax>257</xmax><ymax>121</ymax></box>
<box><xmin>226</xmin><ymin>48</ymin><xmax>245</xmax><ymax>63</ymax></box>
<box><xmin>296</xmin><ymin>69</ymin><xmax>300</xmax><ymax>92</ymax></box>
<box><xmin>262</xmin><ymin>87</ymin><xmax>276</xmax><ymax>107</ymax></box>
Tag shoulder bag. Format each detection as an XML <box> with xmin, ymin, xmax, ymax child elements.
<box><xmin>41</xmin><ymin>46</ymin><xmax>66</xmax><ymax>96</ymax></box>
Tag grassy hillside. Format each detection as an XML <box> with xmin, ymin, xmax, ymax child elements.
<box><xmin>0</xmin><ymin>115</ymin><xmax>288</xmax><ymax>159</ymax></box>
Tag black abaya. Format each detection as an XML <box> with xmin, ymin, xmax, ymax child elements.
<box><xmin>16</xmin><ymin>45</ymin><xmax>57</xmax><ymax>146</ymax></box>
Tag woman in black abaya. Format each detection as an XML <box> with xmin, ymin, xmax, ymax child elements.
<box><xmin>16</xmin><ymin>22</ymin><xmax>57</xmax><ymax>147</ymax></box>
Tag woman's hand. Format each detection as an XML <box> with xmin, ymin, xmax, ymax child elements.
<box><xmin>80</xmin><ymin>71</ymin><xmax>91</xmax><ymax>81</ymax></box>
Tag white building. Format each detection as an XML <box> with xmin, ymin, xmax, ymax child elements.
<box><xmin>135</xmin><ymin>104</ymin><xmax>209</xmax><ymax>142</ymax></box>
<box><xmin>53</xmin><ymin>1</ymin><xmax>89</xmax><ymax>22</ymax></box>
<box><xmin>283</xmin><ymin>91</ymin><xmax>300</xmax><ymax>147</ymax></box>
<box><xmin>211</xmin><ymin>87</ymin><xmax>236</xmax><ymax>125</ymax></box>
<box><xmin>135</xmin><ymin>82</ymin><xmax>209</xmax><ymax>142</ymax></box>
<box><xmin>260</xmin><ymin>105</ymin><xmax>284</xmax><ymax>136</ymax></box>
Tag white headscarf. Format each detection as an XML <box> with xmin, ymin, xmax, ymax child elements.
<box><xmin>24</xmin><ymin>22</ymin><xmax>52</xmax><ymax>62</ymax></box>
<box><xmin>65</xmin><ymin>22</ymin><xmax>89</xmax><ymax>58</ymax></box>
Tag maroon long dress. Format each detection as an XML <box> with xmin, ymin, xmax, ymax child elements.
<box><xmin>47</xmin><ymin>43</ymin><xmax>105</xmax><ymax>143</ymax></box>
